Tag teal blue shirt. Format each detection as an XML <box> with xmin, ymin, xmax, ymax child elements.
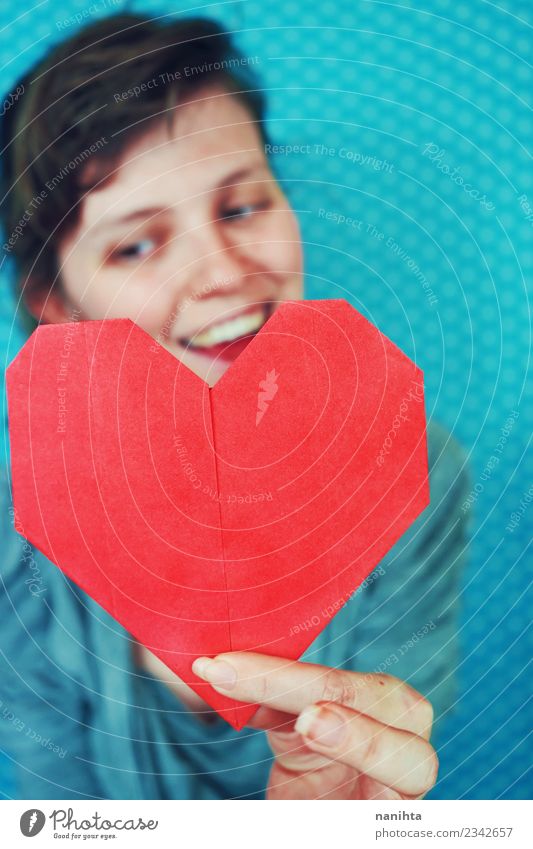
<box><xmin>0</xmin><ymin>421</ymin><xmax>469</xmax><ymax>799</ymax></box>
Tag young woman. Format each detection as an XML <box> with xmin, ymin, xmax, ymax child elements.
<box><xmin>0</xmin><ymin>14</ymin><xmax>469</xmax><ymax>800</ymax></box>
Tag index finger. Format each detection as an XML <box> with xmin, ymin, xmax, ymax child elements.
<box><xmin>192</xmin><ymin>652</ymin><xmax>433</xmax><ymax>739</ymax></box>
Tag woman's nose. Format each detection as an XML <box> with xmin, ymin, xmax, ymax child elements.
<box><xmin>182</xmin><ymin>223</ymin><xmax>252</xmax><ymax>295</ymax></box>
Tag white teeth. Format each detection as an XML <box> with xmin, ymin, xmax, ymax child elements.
<box><xmin>184</xmin><ymin>308</ymin><xmax>268</xmax><ymax>348</ymax></box>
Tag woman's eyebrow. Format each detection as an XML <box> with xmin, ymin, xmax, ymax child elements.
<box><xmin>89</xmin><ymin>207</ymin><xmax>171</xmax><ymax>239</ymax></box>
<box><xmin>89</xmin><ymin>162</ymin><xmax>270</xmax><ymax>240</ymax></box>
<box><xmin>214</xmin><ymin>161</ymin><xmax>270</xmax><ymax>190</ymax></box>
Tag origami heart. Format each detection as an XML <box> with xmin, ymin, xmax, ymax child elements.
<box><xmin>6</xmin><ymin>299</ymin><xmax>429</xmax><ymax>729</ymax></box>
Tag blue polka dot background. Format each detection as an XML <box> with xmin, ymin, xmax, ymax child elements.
<box><xmin>0</xmin><ymin>0</ymin><xmax>530</xmax><ymax>800</ymax></box>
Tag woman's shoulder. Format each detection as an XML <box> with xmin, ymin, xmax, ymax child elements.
<box><xmin>374</xmin><ymin>418</ymin><xmax>471</xmax><ymax>581</ymax></box>
<box><xmin>425</xmin><ymin>419</ymin><xmax>470</xmax><ymax>513</ymax></box>
<box><xmin>0</xmin><ymin>462</ymin><xmax>133</xmax><ymax>683</ymax></box>
<box><xmin>427</xmin><ymin>418</ymin><xmax>467</xmax><ymax>470</ymax></box>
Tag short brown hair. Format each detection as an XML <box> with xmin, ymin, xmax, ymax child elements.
<box><xmin>0</xmin><ymin>13</ymin><xmax>267</xmax><ymax>295</ymax></box>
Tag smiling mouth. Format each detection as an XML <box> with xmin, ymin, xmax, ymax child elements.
<box><xmin>177</xmin><ymin>303</ymin><xmax>274</xmax><ymax>361</ymax></box>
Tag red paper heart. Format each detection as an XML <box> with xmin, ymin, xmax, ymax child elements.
<box><xmin>6</xmin><ymin>300</ymin><xmax>429</xmax><ymax>729</ymax></box>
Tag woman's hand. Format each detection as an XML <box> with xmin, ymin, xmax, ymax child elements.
<box><xmin>192</xmin><ymin>652</ymin><xmax>438</xmax><ymax>800</ymax></box>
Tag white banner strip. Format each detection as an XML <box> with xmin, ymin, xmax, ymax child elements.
<box><xmin>0</xmin><ymin>799</ymin><xmax>529</xmax><ymax>847</ymax></box>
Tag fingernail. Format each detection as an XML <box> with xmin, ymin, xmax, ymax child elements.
<box><xmin>295</xmin><ymin>704</ymin><xmax>347</xmax><ymax>748</ymax></box>
<box><xmin>192</xmin><ymin>657</ymin><xmax>237</xmax><ymax>690</ymax></box>
<box><xmin>192</xmin><ymin>657</ymin><xmax>210</xmax><ymax>678</ymax></box>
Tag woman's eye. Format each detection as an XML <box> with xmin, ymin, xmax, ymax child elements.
<box><xmin>222</xmin><ymin>201</ymin><xmax>268</xmax><ymax>221</ymax></box>
<box><xmin>111</xmin><ymin>238</ymin><xmax>156</xmax><ymax>261</ymax></box>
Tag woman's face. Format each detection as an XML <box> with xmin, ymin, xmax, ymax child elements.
<box><xmin>50</xmin><ymin>83</ymin><xmax>303</xmax><ymax>385</ymax></box>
